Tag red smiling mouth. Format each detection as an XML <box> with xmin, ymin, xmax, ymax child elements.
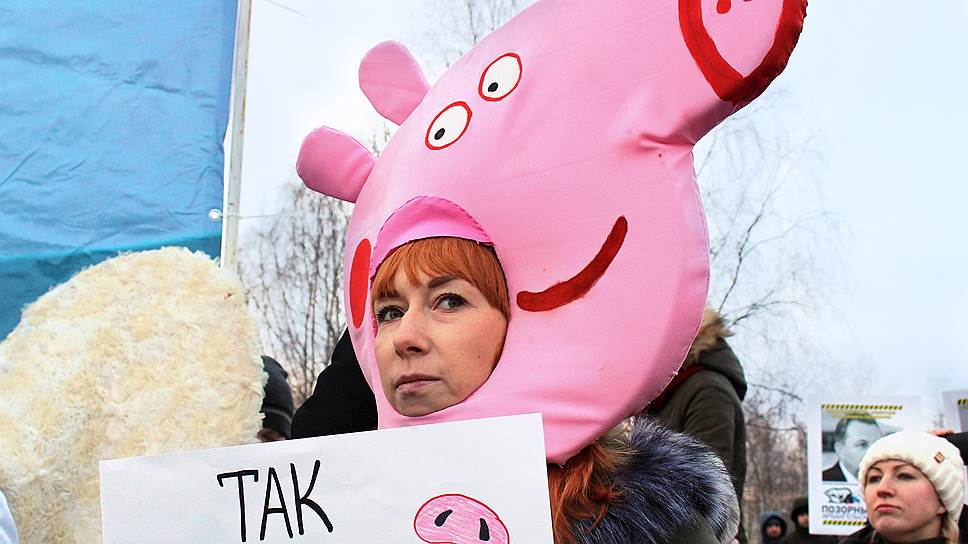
<box><xmin>516</xmin><ymin>216</ymin><xmax>628</xmax><ymax>312</ymax></box>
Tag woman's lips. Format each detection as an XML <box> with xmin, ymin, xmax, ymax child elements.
<box><xmin>516</xmin><ymin>216</ymin><xmax>628</xmax><ymax>312</ymax></box>
<box><xmin>395</xmin><ymin>375</ymin><xmax>438</xmax><ymax>394</ymax></box>
<box><xmin>874</xmin><ymin>504</ymin><xmax>899</xmax><ymax>513</ymax></box>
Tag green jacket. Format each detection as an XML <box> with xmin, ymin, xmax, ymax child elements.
<box><xmin>648</xmin><ymin>337</ymin><xmax>748</xmax><ymax>542</ymax></box>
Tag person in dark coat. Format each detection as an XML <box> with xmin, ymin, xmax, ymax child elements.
<box><xmin>760</xmin><ymin>512</ymin><xmax>787</xmax><ymax>544</ymax></box>
<box><xmin>778</xmin><ymin>497</ymin><xmax>835</xmax><ymax>543</ymax></box>
<box><xmin>941</xmin><ymin>431</ymin><xmax>968</xmax><ymax>543</ymax></box>
<box><xmin>644</xmin><ymin>306</ymin><xmax>748</xmax><ymax>543</ymax></box>
<box><xmin>258</xmin><ymin>355</ymin><xmax>295</xmax><ymax>441</ymax></box>
<box><xmin>290</xmin><ymin>330</ymin><xmax>377</xmax><ymax>439</ymax></box>
<box><xmin>947</xmin><ymin>433</ymin><xmax>968</xmax><ymax>542</ymax></box>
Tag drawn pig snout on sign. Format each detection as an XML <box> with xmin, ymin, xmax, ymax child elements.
<box><xmin>414</xmin><ymin>494</ymin><xmax>510</xmax><ymax>544</ymax></box>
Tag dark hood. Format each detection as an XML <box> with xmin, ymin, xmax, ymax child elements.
<box><xmin>790</xmin><ymin>496</ymin><xmax>808</xmax><ymax>520</ymax></box>
<box><xmin>696</xmin><ymin>338</ymin><xmax>747</xmax><ymax>400</ymax></box>
<box><xmin>759</xmin><ymin>511</ymin><xmax>787</xmax><ymax>540</ymax></box>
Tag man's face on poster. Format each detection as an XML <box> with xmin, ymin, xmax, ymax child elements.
<box><xmin>834</xmin><ymin>420</ymin><xmax>882</xmax><ymax>477</ymax></box>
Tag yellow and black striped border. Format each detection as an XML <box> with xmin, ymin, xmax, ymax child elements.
<box><xmin>821</xmin><ymin>404</ymin><xmax>902</xmax><ymax>411</ymax></box>
<box><xmin>823</xmin><ymin>520</ymin><xmax>866</xmax><ymax>526</ymax></box>
<box><xmin>957</xmin><ymin>398</ymin><xmax>968</xmax><ymax>407</ymax></box>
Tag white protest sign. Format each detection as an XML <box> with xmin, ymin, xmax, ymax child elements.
<box><xmin>806</xmin><ymin>395</ymin><xmax>921</xmax><ymax>536</ymax></box>
<box><xmin>942</xmin><ymin>389</ymin><xmax>968</xmax><ymax>432</ymax></box>
<box><xmin>100</xmin><ymin>413</ymin><xmax>553</xmax><ymax>543</ymax></box>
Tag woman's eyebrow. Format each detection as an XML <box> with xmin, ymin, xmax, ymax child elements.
<box><xmin>428</xmin><ymin>275</ymin><xmax>460</xmax><ymax>289</ymax></box>
<box><xmin>374</xmin><ymin>289</ymin><xmax>400</xmax><ymax>300</ymax></box>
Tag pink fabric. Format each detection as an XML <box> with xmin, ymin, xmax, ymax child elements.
<box><xmin>299</xmin><ymin>0</ymin><xmax>806</xmax><ymax>463</ymax></box>
<box><xmin>296</xmin><ymin>127</ymin><xmax>373</xmax><ymax>202</ymax></box>
<box><xmin>359</xmin><ymin>41</ymin><xmax>430</xmax><ymax>125</ymax></box>
<box><xmin>370</xmin><ymin>196</ymin><xmax>493</xmax><ymax>279</ymax></box>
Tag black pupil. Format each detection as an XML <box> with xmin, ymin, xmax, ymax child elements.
<box><xmin>434</xmin><ymin>128</ymin><xmax>446</xmax><ymax>140</ymax></box>
<box><xmin>487</xmin><ymin>82</ymin><xmax>499</xmax><ymax>93</ymax></box>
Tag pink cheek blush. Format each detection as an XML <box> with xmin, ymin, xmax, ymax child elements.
<box><xmin>349</xmin><ymin>238</ymin><xmax>371</xmax><ymax>329</ymax></box>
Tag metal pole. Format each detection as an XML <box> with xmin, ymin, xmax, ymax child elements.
<box><xmin>220</xmin><ymin>0</ymin><xmax>253</xmax><ymax>274</ymax></box>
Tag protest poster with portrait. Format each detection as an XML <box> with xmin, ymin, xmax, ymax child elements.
<box><xmin>100</xmin><ymin>414</ymin><xmax>553</xmax><ymax>543</ymax></box>
<box><xmin>806</xmin><ymin>395</ymin><xmax>922</xmax><ymax>536</ymax></box>
<box><xmin>942</xmin><ymin>389</ymin><xmax>968</xmax><ymax>432</ymax></box>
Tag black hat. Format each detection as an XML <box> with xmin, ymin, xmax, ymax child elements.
<box><xmin>790</xmin><ymin>496</ymin><xmax>808</xmax><ymax>519</ymax></box>
<box><xmin>944</xmin><ymin>432</ymin><xmax>968</xmax><ymax>465</ymax></box>
<box><xmin>261</xmin><ymin>356</ymin><xmax>294</xmax><ymax>439</ymax></box>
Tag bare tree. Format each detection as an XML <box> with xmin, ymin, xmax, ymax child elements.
<box><xmin>697</xmin><ymin>100</ymin><xmax>842</xmax><ymax>536</ymax></box>
<box><xmin>742</xmin><ymin>386</ymin><xmax>808</xmax><ymax>539</ymax></box>
<box><xmin>698</xmin><ymin>97</ymin><xmax>840</xmax><ymax>349</ymax></box>
<box><xmin>417</xmin><ymin>0</ymin><xmax>533</xmax><ymax>76</ymax></box>
<box><xmin>239</xmin><ymin>123</ymin><xmax>392</xmax><ymax>406</ymax></box>
<box><xmin>239</xmin><ymin>184</ymin><xmax>351</xmax><ymax>405</ymax></box>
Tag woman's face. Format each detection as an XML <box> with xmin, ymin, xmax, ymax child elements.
<box><xmin>373</xmin><ymin>267</ymin><xmax>508</xmax><ymax>417</ymax></box>
<box><xmin>863</xmin><ymin>460</ymin><xmax>945</xmax><ymax>543</ymax></box>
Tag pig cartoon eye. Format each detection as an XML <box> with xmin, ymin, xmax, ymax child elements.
<box><xmin>425</xmin><ymin>101</ymin><xmax>472</xmax><ymax>150</ymax></box>
<box><xmin>478</xmin><ymin>53</ymin><xmax>521</xmax><ymax>102</ymax></box>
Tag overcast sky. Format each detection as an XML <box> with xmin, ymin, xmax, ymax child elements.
<box><xmin>233</xmin><ymin>1</ymin><xmax>968</xmax><ymax>424</ymax></box>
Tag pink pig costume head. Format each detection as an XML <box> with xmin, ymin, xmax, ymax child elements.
<box><xmin>298</xmin><ymin>0</ymin><xmax>806</xmax><ymax>464</ymax></box>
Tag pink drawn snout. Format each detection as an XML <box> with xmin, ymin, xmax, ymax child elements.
<box><xmin>414</xmin><ymin>494</ymin><xmax>510</xmax><ymax>544</ymax></box>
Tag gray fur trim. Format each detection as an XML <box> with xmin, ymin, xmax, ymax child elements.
<box><xmin>573</xmin><ymin>418</ymin><xmax>740</xmax><ymax>544</ymax></box>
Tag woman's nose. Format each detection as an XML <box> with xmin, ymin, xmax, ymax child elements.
<box><xmin>393</xmin><ymin>310</ymin><xmax>430</xmax><ymax>357</ymax></box>
<box><xmin>875</xmin><ymin>479</ymin><xmax>896</xmax><ymax>497</ymax></box>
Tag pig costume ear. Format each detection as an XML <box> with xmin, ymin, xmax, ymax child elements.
<box><xmin>296</xmin><ymin>127</ymin><xmax>374</xmax><ymax>202</ymax></box>
<box><xmin>296</xmin><ymin>42</ymin><xmax>429</xmax><ymax>202</ymax></box>
<box><xmin>359</xmin><ymin>41</ymin><xmax>430</xmax><ymax>125</ymax></box>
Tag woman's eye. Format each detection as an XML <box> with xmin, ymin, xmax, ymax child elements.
<box><xmin>375</xmin><ymin>306</ymin><xmax>404</xmax><ymax>323</ymax></box>
<box><xmin>436</xmin><ymin>294</ymin><xmax>466</xmax><ymax>311</ymax></box>
<box><xmin>896</xmin><ymin>472</ymin><xmax>915</xmax><ymax>481</ymax></box>
<box><xmin>867</xmin><ymin>475</ymin><xmax>881</xmax><ymax>484</ymax></box>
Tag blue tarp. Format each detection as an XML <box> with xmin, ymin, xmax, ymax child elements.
<box><xmin>0</xmin><ymin>2</ymin><xmax>237</xmax><ymax>339</ymax></box>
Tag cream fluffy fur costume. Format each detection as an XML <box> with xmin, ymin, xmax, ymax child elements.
<box><xmin>0</xmin><ymin>248</ymin><xmax>266</xmax><ymax>542</ymax></box>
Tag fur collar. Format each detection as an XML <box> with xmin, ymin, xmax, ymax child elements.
<box><xmin>573</xmin><ymin>418</ymin><xmax>740</xmax><ymax>544</ymax></box>
<box><xmin>685</xmin><ymin>306</ymin><xmax>733</xmax><ymax>366</ymax></box>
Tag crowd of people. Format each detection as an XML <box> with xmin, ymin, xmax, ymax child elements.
<box><xmin>266</xmin><ymin>295</ymin><xmax>968</xmax><ymax>544</ymax></box>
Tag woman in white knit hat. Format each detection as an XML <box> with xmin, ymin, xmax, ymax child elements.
<box><xmin>841</xmin><ymin>431</ymin><xmax>965</xmax><ymax>544</ymax></box>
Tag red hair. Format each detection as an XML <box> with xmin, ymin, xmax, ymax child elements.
<box><xmin>547</xmin><ymin>435</ymin><xmax>629</xmax><ymax>544</ymax></box>
<box><xmin>372</xmin><ymin>237</ymin><xmax>509</xmax><ymax>320</ymax></box>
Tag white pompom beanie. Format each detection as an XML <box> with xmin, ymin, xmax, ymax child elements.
<box><xmin>858</xmin><ymin>431</ymin><xmax>965</xmax><ymax>540</ymax></box>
